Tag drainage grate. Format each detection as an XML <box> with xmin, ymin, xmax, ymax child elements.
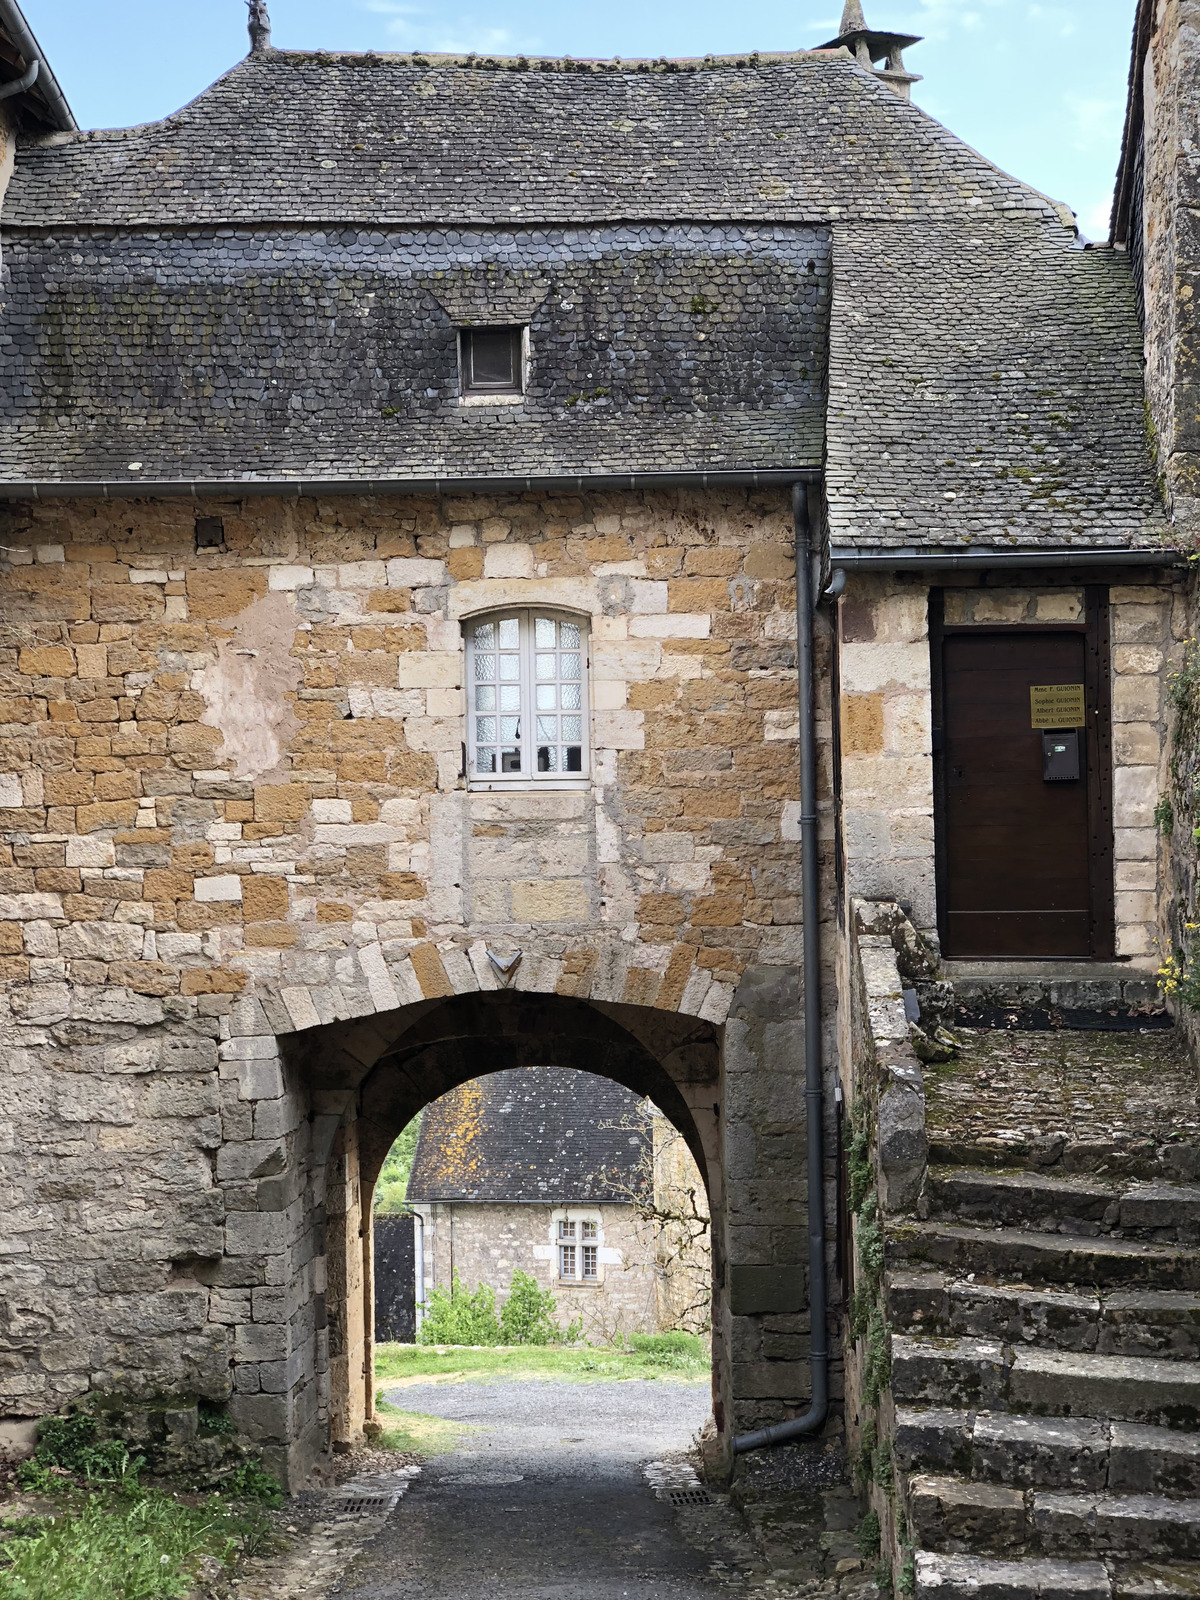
<box><xmin>332</xmin><ymin>1494</ymin><xmax>397</xmax><ymax>1516</ymax></box>
<box><xmin>666</xmin><ymin>1488</ymin><xmax>712</xmax><ymax>1507</ymax></box>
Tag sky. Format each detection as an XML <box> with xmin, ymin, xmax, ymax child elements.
<box><xmin>20</xmin><ymin>0</ymin><xmax>1135</xmax><ymax>239</ymax></box>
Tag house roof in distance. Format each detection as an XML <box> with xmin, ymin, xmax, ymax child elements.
<box><xmin>406</xmin><ymin>1067</ymin><xmax>652</xmax><ymax>1205</ymax></box>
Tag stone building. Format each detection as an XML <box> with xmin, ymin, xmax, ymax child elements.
<box><xmin>0</xmin><ymin>0</ymin><xmax>1182</xmax><ymax>1498</ymax></box>
<box><xmin>406</xmin><ymin>1067</ymin><xmax>663</xmax><ymax>1341</ymax></box>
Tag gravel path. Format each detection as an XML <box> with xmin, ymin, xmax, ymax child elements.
<box><xmin>338</xmin><ymin>1378</ymin><xmax>750</xmax><ymax>1600</ymax></box>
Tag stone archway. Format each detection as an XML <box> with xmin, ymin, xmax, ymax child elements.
<box><xmin>289</xmin><ymin>992</ymin><xmax>724</xmax><ymax>1480</ymax></box>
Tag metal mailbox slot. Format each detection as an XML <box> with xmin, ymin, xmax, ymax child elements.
<box><xmin>1042</xmin><ymin>729</ymin><xmax>1081</xmax><ymax>782</ymax></box>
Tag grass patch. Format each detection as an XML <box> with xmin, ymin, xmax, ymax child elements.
<box><xmin>0</xmin><ymin>1486</ymin><xmax>274</xmax><ymax>1600</ymax></box>
<box><xmin>372</xmin><ymin>1399</ymin><xmax>479</xmax><ymax>1457</ymax></box>
<box><xmin>375</xmin><ymin>1331</ymin><xmax>708</xmax><ymax>1388</ymax></box>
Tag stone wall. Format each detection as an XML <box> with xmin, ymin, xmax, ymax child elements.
<box><xmin>0</xmin><ymin>484</ymin><xmax>828</xmax><ymax>1484</ymax></box>
<box><xmin>415</xmin><ymin>1201</ymin><xmax>658</xmax><ymax>1340</ymax></box>
<box><xmin>836</xmin><ymin>574</ymin><xmax>1178</xmax><ymax>963</ymax></box>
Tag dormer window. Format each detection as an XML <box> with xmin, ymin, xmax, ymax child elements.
<box><xmin>460</xmin><ymin>325</ymin><xmax>525</xmax><ymax>398</ymax></box>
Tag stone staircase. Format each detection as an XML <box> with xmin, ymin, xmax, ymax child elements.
<box><xmin>885</xmin><ymin>1025</ymin><xmax>1200</xmax><ymax>1598</ymax></box>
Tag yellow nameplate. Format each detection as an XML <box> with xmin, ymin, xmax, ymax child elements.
<box><xmin>1030</xmin><ymin>683</ymin><xmax>1085</xmax><ymax>728</ymax></box>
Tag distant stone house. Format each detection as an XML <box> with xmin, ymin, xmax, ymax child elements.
<box><xmin>405</xmin><ymin>1067</ymin><xmax>668</xmax><ymax>1340</ymax></box>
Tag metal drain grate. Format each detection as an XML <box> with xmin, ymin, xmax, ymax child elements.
<box><xmin>333</xmin><ymin>1494</ymin><xmax>397</xmax><ymax>1516</ymax></box>
<box><xmin>666</xmin><ymin>1488</ymin><xmax>712</xmax><ymax>1507</ymax></box>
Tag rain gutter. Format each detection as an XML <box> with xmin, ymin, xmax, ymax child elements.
<box><xmin>0</xmin><ymin>468</ymin><xmax>821</xmax><ymax>501</ymax></box>
<box><xmin>0</xmin><ymin>0</ymin><xmax>75</xmax><ymax>131</ymax></box>
<box><xmin>733</xmin><ymin>481</ymin><xmax>829</xmax><ymax>1456</ymax></box>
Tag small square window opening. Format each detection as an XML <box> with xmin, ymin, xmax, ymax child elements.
<box><xmin>461</xmin><ymin>326</ymin><xmax>524</xmax><ymax>396</ymax></box>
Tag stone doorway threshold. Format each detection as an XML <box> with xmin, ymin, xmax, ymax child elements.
<box><xmin>940</xmin><ymin>962</ymin><xmax>1168</xmax><ymax>1031</ymax></box>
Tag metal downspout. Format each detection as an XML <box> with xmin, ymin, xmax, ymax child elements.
<box><xmin>732</xmin><ymin>481</ymin><xmax>829</xmax><ymax>1455</ymax></box>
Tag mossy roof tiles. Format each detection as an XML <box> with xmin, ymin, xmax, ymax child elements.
<box><xmin>406</xmin><ymin>1066</ymin><xmax>650</xmax><ymax>1204</ymax></box>
<box><xmin>0</xmin><ymin>48</ymin><xmax>1167</xmax><ymax>554</ymax></box>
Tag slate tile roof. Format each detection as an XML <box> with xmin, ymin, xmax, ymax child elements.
<box><xmin>3</xmin><ymin>54</ymin><xmax>1063</xmax><ymax>229</ymax></box>
<box><xmin>0</xmin><ymin>47</ymin><xmax>1167</xmax><ymax>554</ymax></box>
<box><xmin>826</xmin><ymin>221</ymin><xmax>1161</xmax><ymax>552</ymax></box>
<box><xmin>406</xmin><ymin>1066</ymin><xmax>651</xmax><ymax>1204</ymax></box>
<box><xmin>0</xmin><ymin>224</ymin><xmax>828</xmax><ymax>482</ymax></box>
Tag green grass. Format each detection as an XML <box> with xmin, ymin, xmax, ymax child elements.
<box><xmin>0</xmin><ymin>1487</ymin><xmax>274</xmax><ymax>1600</ymax></box>
<box><xmin>374</xmin><ymin>1331</ymin><xmax>708</xmax><ymax>1388</ymax></box>
<box><xmin>373</xmin><ymin>1400</ymin><xmax>479</xmax><ymax>1456</ymax></box>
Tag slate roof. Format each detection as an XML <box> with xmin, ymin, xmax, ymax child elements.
<box><xmin>826</xmin><ymin>220</ymin><xmax>1160</xmax><ymax>553</ymax></box>
<box><xmin>6</xmin><ymin>52</ymin><xmax>1057</xmax><ymax>228</ymax></box>
<box><xmin>0</xmin><ymin>46</ymin><xmax>1166</xmax><ymax>555</ymax></box>
<box><xmin>0</xmin><ymin>224</ymin><xmax>828</xmax><ymax>482</ymax></box>
<box><xmin>406</xmin><ymin>1066</ymin><xmax>651</xmax><ymax>1204</ymax></box>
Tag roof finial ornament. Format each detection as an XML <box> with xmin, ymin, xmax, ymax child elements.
<box><xmin>817</xmin><ymin>1</ymin><xmax>923</xmax><ymax>98</ymax></box>
<box><xmin>840</xmin><ymin>0</ymin><xmax>868</xmax><ymax>31</ymax></box>
<box><xmin>247</xmin><ymin>0</ymin><xmax>272</xmax><ymax>54</ymax></box>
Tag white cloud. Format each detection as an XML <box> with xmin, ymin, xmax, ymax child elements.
<box><xmin>358</xmin><ymin>0</ymin><xmax>541</xmax><ymax>54</ymax></box>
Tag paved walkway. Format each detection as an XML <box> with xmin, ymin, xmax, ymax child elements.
<box><xmin>339</xmin><ymin>1378</ymin><xmax>749</xmax><ymax>1600</ymax></box>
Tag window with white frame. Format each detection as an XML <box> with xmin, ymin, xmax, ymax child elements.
<box><xmin>558</xmin><ymin>1218</ymin><xmax>600</xmax><ymax>1282</ymax></box>
<box><xmin>465</xmin><ymin>610</ymin><xmax>589</xmax><ymax>788</ymax></box>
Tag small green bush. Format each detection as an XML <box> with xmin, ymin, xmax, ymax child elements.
<box><xmin>219</xmin><ymin>1458</ymin><xmax>283</xmax><ymax>1507</ymax></box>
<box><xmin>18</xmin><ymin>1412</ymin><xmax>141</xmax><ymax>1491</ymax></box>
<box><xmin>498</xmin><ymin>1271</ymin><xmax>561</xmax><ymax>1345</ymax></box>
<box><xmin>418</xmin><ymin>1273</ymin><xmax>501</xmax><ymax>1345</ymax></box>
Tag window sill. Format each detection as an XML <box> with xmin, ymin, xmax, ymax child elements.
<box><xmin>457</xmin><ymin>392</ymin><xmax>525</xmax><ymax>408</ymax></box>
<box><xmin>468</xmin><ymin>778</ymin><xmax>591</xmax><ymax>792</ymax></box>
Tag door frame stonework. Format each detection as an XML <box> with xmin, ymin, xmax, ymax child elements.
<box><xmin>930</xmin><ymin>585</ymin><xmax>1115</xmax><ymax>961</ymax></box>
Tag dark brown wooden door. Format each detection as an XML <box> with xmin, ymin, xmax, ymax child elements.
<box><xmin>940</xmin><ymin>630</ymin><xmax>1095</xmax><ymax>959</ymax></box>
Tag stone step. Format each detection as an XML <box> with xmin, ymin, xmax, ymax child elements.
<box><xmin>914</xmin><ymin>1550</ymin><xmax>1110</xmax><ymax>1598</ymax></box>
<box><xmin>894</xmin><ymin>1408</ymin><xmax>1200</xmax><ymax>1495</ymax></box>
<box><xmin>1113</xmin><ymin>1563</ymin><xmax>1200</xmax><ymax>1597</ymax></box>
<box><xmin>888</xmin><ymin>1221</ymin><xmax>1200</xmax><ymax>1290</ymax></box>
<box><xmin>887</xmin><ymin>1270</ymin><xmax>1200</xmax><ymax>1359</ymax></box>
<box><xmin>924</xmin><ymin>1169</ymin><xmax>1200</xmax><ymax>1244</ymax></box>
<box><xmin>907</xmin><ymin>1476</ymin><xmax>1200</xmax><ymax>1559</ymax></box>
<box><xmin>892</xmin><ymin>1337</ymin><xmax>1200</xmax><ymax>1428</ymax></box>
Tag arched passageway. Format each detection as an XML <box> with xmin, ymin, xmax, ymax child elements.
<box><xmin>285</xmin><ymin>991</ymin><xmax>727</xmax><ymax>1479</ymax></box>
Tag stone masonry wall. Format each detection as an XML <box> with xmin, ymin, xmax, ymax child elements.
<box><xmin>837</xmin><ymin>574</ymin><xmax>1177</xmax><ymax>962</ymax></box>
<box><xmin>0</xmin><ymin>485</ymin><xmax>822</xmax><ymax>1482</ymax></box>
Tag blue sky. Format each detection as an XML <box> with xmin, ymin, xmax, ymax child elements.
<box><xmin>22</xmin><ymin>0</ymin><xmax>1134</xmax><ymax>238</ymax></box>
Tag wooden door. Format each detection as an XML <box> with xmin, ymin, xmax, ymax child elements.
<box><xmin>934</xmin><ymin>610</ymin><xmax>1113</xmax><ymax>960</ymax></box>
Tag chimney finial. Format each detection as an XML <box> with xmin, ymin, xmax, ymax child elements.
<box><xmin>840</xmin><ymin>0</ymin><xmax>868</xmax><ymax>31</ymax></box>
<box><xmin>247</xmin><ymin>0</ymin><xmax>271</xmax><ymax>54</ymax></box>
<box><xmin>816</xmin><ymin>1</ymin><xmax>923</xmax><ymax>97</ymax></box>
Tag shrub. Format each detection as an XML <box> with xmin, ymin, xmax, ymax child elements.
<box><xmin>418</xmin><ymin>1273</ymin><xmax>501</xmax><ymax>1346</ymax></box>
<box><xmin>498</xmin><ymin>1270</ymin><xmax>561</xmax><ymax>1345</ymax></box>
<box><xmin>18</xmin><ymin>1411</ymin><xmax>142</xmax><ymax>1490</ymax></box>
<box><xmin>624</xmin><ymin>1332</ymin><xmax>705</xmax><ymax>1371</ymax></box>
<box><xmin>219</xmin><ymin>1458</ymin><xmax>283</xmax><ymax>1506</ymax></box>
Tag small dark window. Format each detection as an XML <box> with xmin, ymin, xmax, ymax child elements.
<box><xmin>195</xmin><ymin>517</ymin><xmax>225</xmax><ymax>550</ymax></box>
<box><xmin>461</xmin><ymin>326</ymin><xmax>524</xmax><ymax>396</ymax></box>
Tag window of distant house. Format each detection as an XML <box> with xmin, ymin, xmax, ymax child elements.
<box><xmin>459</xmin><ymin>325</ymin><xmax>525</xmax><ymax>399</ymax></box>
<box><xmin>465</xmin><ymin>610</ymin><xmax>589</xmax><ymax>790</ymax></box>
<box><xmin>558</xmin><ymin>1218</ymin><xmax>600</xmax><ymax>1282</ymax></box>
